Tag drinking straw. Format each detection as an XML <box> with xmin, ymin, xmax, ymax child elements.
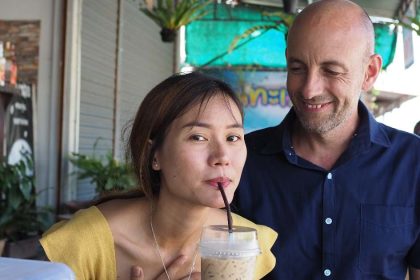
<box><xmin>217</xmin><ymin>182</ymin><xmax>233</xmax><ymax>233</ymax></box>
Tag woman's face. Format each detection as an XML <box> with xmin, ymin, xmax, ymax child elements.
<box><xmin>153</xmin><ymin>94</ymin><xmax>246</xmax><ymax>208</ymax></box>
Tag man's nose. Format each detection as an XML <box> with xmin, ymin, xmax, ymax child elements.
<box><xmin>301</xmin><ymin>71</ymin><xmax>323</xmax><ymax>100</ymax></box>
<box><xmin>209</xmin><ymin>141</ymin><xmax>230</xmax><ymax>166</ymax></box>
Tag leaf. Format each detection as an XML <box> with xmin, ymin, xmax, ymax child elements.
<box><xmin>141</xmin><ymin>8</ymin><xmax>165</xmax><ymax>26</ymax></box>
<box><xmin>8</xmin><ymin>185</ymin><xmax>23</xmax><ymax>210</ymax></box>
<box><xmin>140</xmin><ymin>0</ymin><xmax>210</xmax><ymax>30</ymax></box>
<box><xmin>228</xmin><ymin>24</ymin><xmax>279</xmax><ymax>53</ymax></box>
<box><xmin>262</xmin><ymin>10</ymin><xmax>295</xmax><ymax>28</ymax></box>
<box><xmin>19</xmin><ymin>181</ymin><xmax>32</xmax><ymax>201</ymax></box>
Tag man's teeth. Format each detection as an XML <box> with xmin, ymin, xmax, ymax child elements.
<box><xmin>307</xmin><ymin>104</ymin><xmax>322</xmax><ymax>109</ymax></box>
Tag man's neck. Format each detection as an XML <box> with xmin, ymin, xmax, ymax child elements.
<box><xmin>292</xmin><ymin>115</ymin><xmax>359</xmax><ymax>170</ymax></box>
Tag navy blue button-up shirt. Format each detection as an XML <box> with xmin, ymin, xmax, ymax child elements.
<box><xmin>234</xmin><ymin>102</ymin><xmax>420</xmax><ymax>279</ymax></box>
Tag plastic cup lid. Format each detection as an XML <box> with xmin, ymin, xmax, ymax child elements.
<box><xmin>199</xmin><ymin>225</ymin><xmax>261</xmax><ymax>258</ymax></box>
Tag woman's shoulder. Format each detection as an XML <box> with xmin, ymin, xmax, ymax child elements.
<box><xmin>96</xmin><ymin>197</ymin><xmax>149</xmax><ymax>234</ymax></box>
<box><xmin>42</xmin><ymin>206</ymin><xmax>108</xmax><ymax>238</ymax></box>
<box><xmin>40</xmin><ymin>206</ymin><xmax>116</xmax><ymax>279</ymax></box>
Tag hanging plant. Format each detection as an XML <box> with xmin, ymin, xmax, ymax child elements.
<box><xmin>140</xmin><ymin>0</ymin><xmax>211</xmax><ymax>42</ymax></box>
<box><xmin>228</xmin><ymin>10</ymin><xmax>295</xmax><ymax>53</ymax></box>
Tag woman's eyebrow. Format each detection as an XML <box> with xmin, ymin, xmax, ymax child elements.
<box><xmin>182</xmin><ymin>121</ymin><xmax>243</xmax><ymax>129</ymax></box>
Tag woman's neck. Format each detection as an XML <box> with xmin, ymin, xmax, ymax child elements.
<box><xmin>150</xmin><ymin>195</ymin><xmax>211</xmax><ymax>251</ymax></box>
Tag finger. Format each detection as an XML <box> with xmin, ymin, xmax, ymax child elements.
<box><xmin>188</xmin><ymin>271</ymin><xmax>201</xmax><ymax>280</ymax></box>
<box><xmin>131</xmin><ymin>266</ymin><xmax>144</xmax><ymax>280</ymax></box>
<box><xmin>156</xmin><ymin>255</ymin><xmax>187</xmax><ymax>280</ymax></box>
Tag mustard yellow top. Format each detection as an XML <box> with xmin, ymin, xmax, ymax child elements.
<box><xmin>40</xmin><ymin>206</ymin><xmax>277</xmax><ymax>280</ymax></box>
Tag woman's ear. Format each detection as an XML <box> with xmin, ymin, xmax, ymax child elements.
<box><xmin>148</xmin><ymin>139</ymin><xmax>161</xmax><ymax>171</ymax></box>
<box><xmin>152</xmin><ymin>157</ymin><xmax>160</xmax><ymax>171</ymax></box>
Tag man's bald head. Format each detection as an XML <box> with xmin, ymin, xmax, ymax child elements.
<box><xmin>288</xmin><ymin>0</ymin><xmax>375</xmax><ymax>59</ymax></box>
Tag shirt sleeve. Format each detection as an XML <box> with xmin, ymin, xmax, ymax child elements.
<box><xmin>408</xmin><ymin>235</ymin><xmax>420</xmax><ymax>269</ymax></box>
<box><xmin>232</xmin><ymin>212</ymin><xmax>278</xmax><ymax>279</ymax></box>
<box><xmin>39</xmin><ymin>206</ymin><xmax>116</xmax><ymax>280</ymax></box>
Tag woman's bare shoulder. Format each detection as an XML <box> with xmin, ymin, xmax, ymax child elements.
<box><xmin>97</xmin><ymin>197</ymin><xmax>149</xmax><ymax>228</ymax></box>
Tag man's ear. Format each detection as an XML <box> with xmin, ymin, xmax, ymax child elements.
<box><xmin>362</xmin><ymin>54</ymin><xmax>382</xmax><ymax>91</ymax></box>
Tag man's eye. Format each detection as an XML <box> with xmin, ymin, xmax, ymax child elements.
<box><xmin>324</xmin><ymin>69</ymin><xmax>340</xmax><ymax>76</ymax></box>
<box><xmin>288</xmin><ymin>65</ymin><xmax>305</xmax><ymax>73</ymax></box>
<box><xmin>190</xmin><ymin>135</ymin><xmax>206</xmax><ymax>141</ymax></box>
<box><xmin>227</xmin><ymin>135</ymin><xmax>241</xmax><ymax>142</ymax></box>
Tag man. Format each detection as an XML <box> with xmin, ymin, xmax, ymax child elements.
<box><xmin>233</xmin><ymin>0</ymin><xmax>420</xmax><ymax>279</ymax></box>
<box><xmin>414</xmin><ymin>121</ymin><xmax>420</xmax><ymax>136</ymax></box>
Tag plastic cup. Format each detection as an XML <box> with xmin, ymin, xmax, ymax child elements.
<box><xmin>199</xmin><ymin>225</ymin><xmax>260</xmax><ymax>280</ymax></box>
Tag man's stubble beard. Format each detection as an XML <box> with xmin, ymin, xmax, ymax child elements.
<box><xmin>294</xmin><ymin>100</ymin><xmax>353</xmax><ymax>135</ymax></box>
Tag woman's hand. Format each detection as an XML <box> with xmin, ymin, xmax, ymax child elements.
<box><xmin>130</xmin><ymin>256</ymin><xmax>201</xmax><ymax>280</ymax></box>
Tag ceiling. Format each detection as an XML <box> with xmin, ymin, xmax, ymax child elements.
<box><xmin>353</xmin><ymin>0</ymin><xmax>403</xmax><ymax>18</ymax></box>
<box><xmin>242</xmin><ymin>0</ymin><xmax>406</xmax><ymax>19</ymax></box>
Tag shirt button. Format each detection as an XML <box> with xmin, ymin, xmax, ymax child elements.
<box><xmin>325</xmin><ymin>217</ymin><xmax>333</xmax><ymax>225</ymax></box>
<box><xmin>327</xmin><ymin>173</ymin><xmax>332</xmax><ymax>179</ymax></box>
<box><xmin>324</xmin><ymin>269</ymin><xmax>331</xmax><ymax>276</ymax></box>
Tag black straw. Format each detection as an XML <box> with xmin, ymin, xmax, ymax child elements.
<box><xmin>218</xmin><ymin>182</ymin><xmax>233</xmax><ymax>233</ymax></box>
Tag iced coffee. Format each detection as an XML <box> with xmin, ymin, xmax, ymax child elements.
<box><xmin>200</xmin><ymin>225</ymin><xmax>260</xmax><ymax>280</ymax></box>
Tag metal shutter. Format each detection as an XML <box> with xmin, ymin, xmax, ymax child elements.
<box><xmin>75</xmin><ymin>0</ymin><xmax>173</xmax><ymax>201</ymax></box>
<box><xmin>115</xmin><ymin>0</ymin><xmax>173</xmax><ymax>159</ymax></box>
<box><xmin>77</xmin><ymin>0</ymin><xmax>118</xmax><ymax>200</ymax></box>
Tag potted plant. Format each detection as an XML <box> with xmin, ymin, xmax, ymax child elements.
<box><xmin>69</xmin><ymin>151</ymin><xmax>136</xmax><ymax>196</ymax></box>
<box><xmin>140</xmin><ymin>0</ymin><xmax>211</xmax><ymax>42</ymax></box>
<box><xmin>66</xmin><ymin>147</ymin><xmax>136</xmax><ymax>213</ymax></box>
<box><xmin>0</xmin><ymin>153</ymin><xmax>52</xmax><ymax>258</ymax></box>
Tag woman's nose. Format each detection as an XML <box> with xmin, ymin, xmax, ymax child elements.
<box><xmin>209</xmin><ymin>141</ymin><xmax>230</xmax><ymax>166</ymax></box>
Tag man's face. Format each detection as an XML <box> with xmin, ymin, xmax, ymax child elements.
<box><xmin>286</xmin><ymin>18</ymin><xmax>370</xmax><ymax>134</ymax></box>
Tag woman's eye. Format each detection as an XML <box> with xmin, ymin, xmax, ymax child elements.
<box><xmin>190</xmin><ymin>135</ymin><xmax>206</xmax><ymax>141</ymax></box>
<box><xmin>227</xmin><ymin>135</ymin><xmax>241</xmax><ymax>142</ymax></box>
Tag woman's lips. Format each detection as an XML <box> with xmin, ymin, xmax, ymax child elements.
<box><xmin>205</xmin><ymin>177</ymin><xmax>231</xmax><ymax>188</ymax></box>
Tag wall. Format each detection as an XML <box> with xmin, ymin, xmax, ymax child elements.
<box><xmin>0</xmin><ymin>21</ymin><xmax>40</xmax><ymax>84</ymax></box>
<box><xmin>0</xmin><ymin>0</ymin><xmax>64</xmax><ymax>207</ymax></box>
<box><xmin>0</xmin><ymin>0</ymin><xmax>174</xmax><ymax>203</ymax></box>
<box><xmin>73</xmin><ymin>0</ymin><xmax>173</xmax><ymax>201</ymax></box>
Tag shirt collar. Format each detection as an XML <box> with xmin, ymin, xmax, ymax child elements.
<box><xmin>260</xmin><ymin>100</ymin><xmax>390</xmax><ymax>155</ymax></box>
<box><xmin>354</xmin><ymin>101</ymin><xmax>391</xmax><ymax>148</ymax></box>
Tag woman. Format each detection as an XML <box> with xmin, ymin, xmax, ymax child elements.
<box><xmin>40</xmin><ymin>72</ymin><xmax>277</xmax><ymax>280</ymax></box>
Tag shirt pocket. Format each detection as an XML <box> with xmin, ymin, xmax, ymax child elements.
<box><xmin>359</xmin><ymin>204</ymin><xmax>416</xmax><ymax>276</ymax></box>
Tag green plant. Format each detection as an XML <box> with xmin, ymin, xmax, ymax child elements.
<box><xmin>228</xmin><ymin>10</ymin><xmax>295</xmax><ymax>53</ymax></box>
<box><xmin>69</xmin><ymin>151</ymin><xmax>136</xmax><ymax>196</ymax></box>
<box><xmin>140</xmin><ymin>0</ymin><xmax>211</xmax><ymax>41</ymax></box>
<box><xmin>0</xmin><ymin>153</ymin><xmax>52</xmax><ymax>241</ymax></box>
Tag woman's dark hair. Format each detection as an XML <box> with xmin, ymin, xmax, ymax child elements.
<box><xmin>126</xmin><ymin>72</ymin><xmax>243</xmax><ymax>201</ymax></box>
